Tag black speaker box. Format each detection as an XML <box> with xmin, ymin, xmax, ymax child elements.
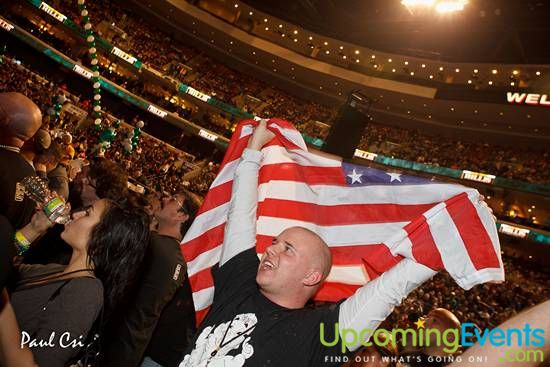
<box><xmin>323</xmin><ymin>105</ymin><xmax>369</xmax><ymax>159</ymax></box>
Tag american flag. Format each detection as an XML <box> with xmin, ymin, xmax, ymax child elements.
<box><xmin>181</xmin><ymin>119</ymin><xmax>504</xmax><ymax>324</ymax></box>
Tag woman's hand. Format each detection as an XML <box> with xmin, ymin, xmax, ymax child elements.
<box><xmin>29</xmin><ymin>209</ymin><xmax>54</xmax><ymax>234</ymax></box>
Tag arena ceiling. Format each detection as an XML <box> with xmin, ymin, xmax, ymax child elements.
<box><xmin>241</xmin><ymin>0</ymin><xmax>550</xmax><ymax>64</ymax></box>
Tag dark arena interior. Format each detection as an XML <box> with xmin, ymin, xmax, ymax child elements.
<box><xmin>0</xmin><ymin>0</ymin><xmax>549</xmax><ymax>366</ymax></box>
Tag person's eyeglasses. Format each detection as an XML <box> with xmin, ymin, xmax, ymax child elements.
<box><xmin>82</xmin><ymin>177</ymin><xmax>96</xmax><ymax>189</ymax></box>
<box><xmin>169</xmin><ymin>195</ymin><xmax>185</xmax><ymax>212</ymax></box>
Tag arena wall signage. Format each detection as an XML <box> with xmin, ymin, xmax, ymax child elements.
<box><xmin>0</xmin><ymin>19</ymin><xmax>14</xmax><ymax>32</ymax></box>
<box><xmin>199</xmin><ymin>129</ymin><xmax>219</xmax><ymax>142</ymax></box>
<box><xmin>498</xmin><ymin>224</ymin><xmax>530</xmax><ymax>239</ymax></box>
<box><xmin>38</xmin><ymin>2</ymin><xmax>67</xmax><ymax>23</ymax></box>
<box><xmin>111</xmin><ymin>47</ymin><xmax>138</xmax><ymax>65</ymax></box>
<box><xmin>354</xmin><ymin>149</ymin><xmax>378</xmax><ymax>161</ymax></box>
<box><xmin>185</xmin><ymin>87</ymin><xmax>212</xmax><ymax>103</ymax></box>
<box><xmin>147</xmin><ymin>105</ymin><xmax>168</xmax><ymax>118</ymax></box>
<box><xmin>460</xmin><ymin>170</ymin><xmax>496</xmax><ymax>184</ymax></box>
<box><xmin>72</xmin><ymin>64</ymin><xmax>93</xmax><ymax>79</ymax></box>
<box><xmin>507</xmin><ymin>92</ymin><xmax>550</xmax><ymax>106</ymax></box>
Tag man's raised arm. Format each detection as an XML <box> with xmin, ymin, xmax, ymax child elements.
<box><xmin>219</xmin><ymin>121</ymin><xmax>275</xmax><ymax>267</ymax></box>
<box><xmin>338</xmin><ymin>258</ymin><xmax>437</xmax><ymax>352</ymax></box>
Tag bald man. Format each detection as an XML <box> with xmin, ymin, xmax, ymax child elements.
<box><xmin>399</xmin><ymin>308</ymin><xmax>461</xmax><ymax>367</ymax></box>
<box><xmin>180</xmin><ymin>121</ymin><xmax>437</xmax><ymax>366</ymax></box>
<box><xmin>0</xmin><ymin>92</ymin><xmax>43</xmax><ymax>228</ymax></box>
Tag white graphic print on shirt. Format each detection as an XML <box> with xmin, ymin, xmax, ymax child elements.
<box><xmin>180</xmin><ymin>313</ymin><xmax>258</xmax><ymax>367</ymax></box>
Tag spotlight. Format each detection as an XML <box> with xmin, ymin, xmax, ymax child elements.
<box><xmin>401</xmin><ymin>0</ymin><xmax>435</xmax><ymax>7</ymax></box>
<box><xmin>435</xmin><ymin>0</ymin><xmax>468</xmax><ymax>13</ymax></box>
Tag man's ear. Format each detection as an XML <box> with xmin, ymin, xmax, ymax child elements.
<box><xmin>303</xmin><ymin>270</ymin><xmax>322</xmax><ymax>287</ymax></box>
<box><xmin>176</xmin><ymin>212</ymin><xmax>189</xmax><ymax>223</ymax></box>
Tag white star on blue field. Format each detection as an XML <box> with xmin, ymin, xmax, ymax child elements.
<box><xmin>343</xmin><ymin>163</ymin><xmax>434</xmax><ymax>186</ymax></box>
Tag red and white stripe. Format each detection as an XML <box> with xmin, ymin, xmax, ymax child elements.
<box><xmin>181</xmin><ymin>119</ymin><xmax>504</xmax><ymax>324</ymax></box>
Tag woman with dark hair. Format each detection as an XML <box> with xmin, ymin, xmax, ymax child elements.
<box><xmin>10</xmin><ymin>198</ymin><xmax>150</xmax><ymax>367</ymax></box>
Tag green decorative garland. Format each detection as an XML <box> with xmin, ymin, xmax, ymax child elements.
<box><xmin>77</xmin><ymin>0</ymin><xmax>102</xmax><ymax>129</ymax></box>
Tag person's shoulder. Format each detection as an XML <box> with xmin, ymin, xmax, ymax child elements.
<box><xmin>65</xmin><ymin>276</ymin><xmax>104</xmax><ymax>299</ymax></box>
<box><xmin>151</xmin><ymin>232</ymin><xmax>179</xmax><ymax>245</ymax></box>
<box><xmin>0</xmin><ymin>150</ymin><xmax>32</xmax><ymax>167</ymax></box>
<box><xmin>150</xmin><ymin>233</ymin><xmax>183</xmax><ymax>257</ymax></box>
<box><xmin>18</xmin><ymin>263</ymin><xmax>65</xmax><ymax>280</ymax></box>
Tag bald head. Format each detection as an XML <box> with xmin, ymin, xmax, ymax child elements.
<box><xmin>257</xmin><ymin>226</ymin><xmax>333</xmax><ymax>308</ymax></box>
<box><xmin>427</xmin><ymin>308</ymin><xmax>461</xmax><ymax>331</ymax></box>
<box><xmin>0</xmin><ymin>92</ymin><xmax>42</xmax><ymax>147</ymax></box>
<box><xmin>285</xmin><ymin>226</ymin><xmax>332</xmax><ymax>281</ymax></box>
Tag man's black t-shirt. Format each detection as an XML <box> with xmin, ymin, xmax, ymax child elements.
<box><xmin>0</xmin><ymin>150</ymin><xmax>35</xmax><ymax>229</ymax></box>
<box><xmin>181</xmin><ymin>248</ymin><xmax>345</xmax><ymax>367</ymax></box>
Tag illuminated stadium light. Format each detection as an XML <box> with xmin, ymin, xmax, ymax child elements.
<box><xmin>374</xmin><ymin>64</ymin><xmax>378</xmax><ymax>68</ymax></box>
<box><xmin>325</xmin><ymin>50</ymin><xmax>330</xmax><ymax>54</ymax></box>
<box><xmin>488</xmin><ymin>81</ymin><xmax>493</xmax><ymax>85</ymax></box>
<box><xmin>293</xmin><ymin>30</ymin><xmax>298</xmax><ymax>34</ymax></box>
<box><xmin>401</xmin><ymin>0</ymin><xmax>435</xmax><ymax>7</ymax></box>
<box><xmin>404</xmin><ymin>61</ymin><xmax>409</xmax><ymax>65</ymax></box>
<box><xmin>512</xmin><ymin>70</ymin><xmax>519</xmax><ymax>75</ymax></box>
<box><xmin>435</xmin><ymin>0</ymin><xmax>468</xmax><ymax>14</ymax></box>
<box><xmin>343</xmin><ymin>55</ymin><xmax>347</xmax><ymax>59</ymax></box>
<box><xmin>340</xmin><ymin>46</ymin><xmax>344</xmax><ymax>50</ymax></box>
<box><xmin>355</xmin><ymin>50</ymin><xmax>360</xmax><ymax>54</ymax></box>
<box><xmin>293</xmin><ymin>38</ymin><xmax>298</xmax><ymax>42</ymax></box>
<box><xmin>429</xmin><ymin>75</ymin><xmax>434</xmax><ymax>79</ymax></box>
<box><xmin>324</xmin><ymin>41</ymin><xmax>328</xmax><ymax>46</ymax></box>
<box><xmin>356</xmin><ymin>59</ymin><xmax>360</xmax><ymax>63</ymax></box>
<box><xmin>439</xmin><ymin>66</ymin><xmax>444</xmax><ymax>71</ymax></box>
<box><xmin>249</xmin><ymin>11</ymin><xmax>253</xmax><ymax>15</ymax></box>
<box><xmin>455</xmin><ymin>68</ymin><xmax>460</xmax><ymax>72</ymax></box>
<box><xmin>265</xmin><ymin>27</ymin><xmax>269</xmax><ymax>30</ymax></box>
<box><xmin>410</xmin><ymin>71</ymin><xmax>415</xmax><ymax>75</ymax></box>
<box><xmin>473</xmin><ymin>69</ymin><xmax>478</xmax><ymax>73</ymax></box>
<box><xmin>510</xmin><ymin>82</ymin><xmax>515</xmax><ymax>86</ymax></box>
<box><xmin>263</xmin><ymin>18</ymin><xmax>268</xmax><ymax>22</ymax></box>
<box><xmin>388</xmin><ymin>58</ymin><xmax>393</xmax><ymax>62</ymax></box>
<box><xmin>421</xmin><ymin>63</ymin><xmax>426</xmax><ymax>68</ymax></box>
<box><xmin>467</xmin><ymin>80</ymin><xmax>472</xmax><ymax>84</ymax></box>
<box><xmin>371</xmin><ymin>54</ymin><xmax>376</xmax><ymax>59</ymax></box>
<box><xmin>234</xmin><ymin>3</ymin><xmax>238</xmax><ymax>8</ymax></box>
<box><xmin>536</xmin><ymin>71</ymin><xmax>541</xmax><ymax>75</ymax></box>
<box><xmin>309</xmin><ymin>36</ymin><xmax>313</xmax><ymax>40</ymax></box>
<box><xmin>492</xmin><ymin>69</ymin><xmax>498</xmax><ymax>74</ymax></box>
<box><xmin>392</xmin><ymin>68</ymin><xmax>396</xmax><ymax>72</ymax></box>
<box><xmin>279</xmin><ymin>24</ymin><xmax>283</xmax><ymax>28</ymax></box>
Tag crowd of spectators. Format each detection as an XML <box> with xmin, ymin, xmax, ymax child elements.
<box><xmin>5</xmin><ymin>0</ymin><xmax>549</xmax><ymax>185</ymax></box>
<box><xmin>0</xmin><ymin>55</ymin><xmax>217</xmax><ymax>196</ymax></box>
<box><xmin>387</xmin><ymin>256</ymin><xmax>550</xmax><ymax>332</ymax></box>
<box><xmin>2</xmin><ymin>36</ymin><xmax>550</xmax><ymax>367</ymax></box>
<box><xmin>359</xmin><ymin>124</ymin><xmax>550</xmax><ymax>183</ymax></box>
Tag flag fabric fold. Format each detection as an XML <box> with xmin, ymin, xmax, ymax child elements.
<box><xmin>181</xmin><ymin>119</ymin><xmax>505</xmax><ymax>324</ymax></box>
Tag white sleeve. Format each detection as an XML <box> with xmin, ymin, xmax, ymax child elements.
<box><xmin>219</xmin><ymin>148</ymin><xmax>263</xmax><ymax>267</ymax></box>
<box><xmin>338</xmin><ymin>258</ymin><xmax>437</xmax><ymax>352</ymax></box>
